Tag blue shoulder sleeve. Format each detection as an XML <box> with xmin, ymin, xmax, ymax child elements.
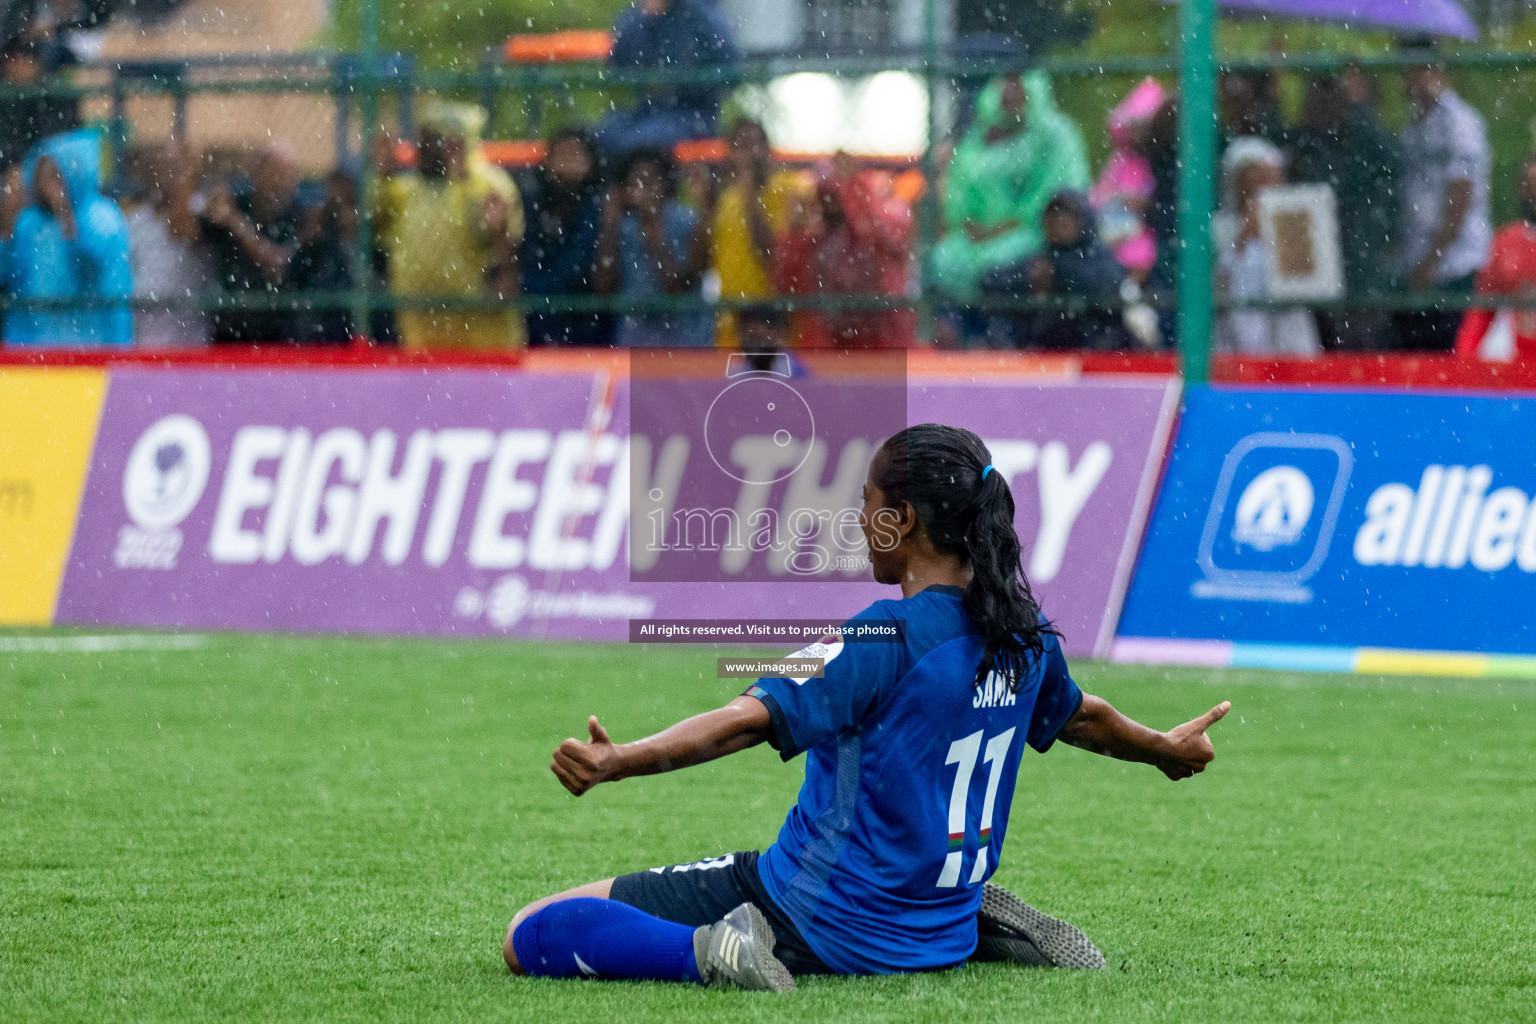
<box><xmin>744</xmin><ymin>602</ymin><xmax>904</xmax><ymax>760</ymax></box>
<box><xmin>1026</xmin><ymin>633</ymin><xmax>1083</xmax><ymax>753</ymax></box>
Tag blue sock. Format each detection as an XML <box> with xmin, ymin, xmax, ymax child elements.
<box><xmin>512</xmin><ymin>897</ymin><xmax>703</xmax><ymax>983</ymax></box>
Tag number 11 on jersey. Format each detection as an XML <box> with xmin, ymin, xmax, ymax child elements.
<box><xmin>936</xmin><ymin>727</ymin><xmax>1016</xmax><ymax>888</ymax></box>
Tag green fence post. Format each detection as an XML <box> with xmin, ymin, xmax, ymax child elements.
<box><xmin>917</xmin><ymin>0</ymin><xmax>940</xmax><ymax>343</ymax></box>
<box><xmin>351</xmin><ymin>0</ymin><xmax>382</xmax><ymax>343</ymax></box>
<box><xmin>1177</xmin><ymin>0</ymin><xmax>1217</xmax><ymax>383</ymax></box>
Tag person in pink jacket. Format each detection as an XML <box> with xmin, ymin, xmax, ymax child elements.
<box><xmin>1089</xmin><ymin>77</ymin><xmax>1164</xmax><ymax>282</ymax></box>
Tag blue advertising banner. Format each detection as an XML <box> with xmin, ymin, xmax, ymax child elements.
<box><xmin>1118</xmin><ymin>386</ymin><xmax>1536</xmax><ymax>656</ymax></box>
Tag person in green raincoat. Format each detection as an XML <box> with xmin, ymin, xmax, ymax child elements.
<box><xmin>931</xmin><ymin>72</ymin><xmax>1090</xmax><ymax>300</ymax></box>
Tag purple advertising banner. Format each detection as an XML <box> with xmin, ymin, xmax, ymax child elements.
<box><xmin>57</xmin><ymin>368</ymin><xmax>1177</xmax><ymax>657</ymax></box>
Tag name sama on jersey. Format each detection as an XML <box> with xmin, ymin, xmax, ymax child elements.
<box><xmin>973</xmin><ymin>671</ymin><xmax>1018</xmax><ymax>709</ymax></box>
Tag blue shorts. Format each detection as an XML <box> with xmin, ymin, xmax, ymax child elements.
<box><xmin>608</xmin><ymin>849</ymin><xmax>831</xmax><ymax>975</ymax></box>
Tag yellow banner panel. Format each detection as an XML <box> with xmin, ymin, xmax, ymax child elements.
<box><xmin>0</xmin><ymin>368</ymin><xmax>108</xmax><ymax>624</ymax></box>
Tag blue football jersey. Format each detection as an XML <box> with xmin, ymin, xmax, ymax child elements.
<box><xmin>746</xmin><ymin>585</ymin><xmax>1082</xmax><ymax>975</ymax></box>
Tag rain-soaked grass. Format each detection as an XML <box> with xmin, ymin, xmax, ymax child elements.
<box><xmin>1</xmin><ymin>631</ymin><xmax>1532</xmax><ymax>1023</ymax></box>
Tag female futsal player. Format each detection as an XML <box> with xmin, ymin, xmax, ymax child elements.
<box><xmin>505</xmin><ymin>424</ymin><xmax>1229</xmax><ymax>990</ymax></box>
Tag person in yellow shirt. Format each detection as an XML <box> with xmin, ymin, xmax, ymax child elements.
<box><xmin>706</xmin><ymin>119</ymin><xmax>798</xmax><ymax>349</ymax></box>
<box><xmin>374</xmin><ymin>103</ymin><xmax>525</xmax><ymax>350</ymax></box>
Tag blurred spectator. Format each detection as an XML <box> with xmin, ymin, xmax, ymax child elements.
<box><xmin>777</xmin><ymin>156</ymin><xmax>914</xmax><ymax>348</ymax></box>
<box><xmin>1213</xmin><ymin>139</ymin><xmax>1321</xmax><ymax>356</ymax></box>
<box><xmin>0</xmin><ymin>31</ymin><xmax>78</xmax><ymax>172</ymax></box>
<box><xmin>1395</xmin><ymin>46</ymin><xmax>1491</xmax><ymax>352</ymax></box>
<box><xmin>593</xmin><ymin>147</ymin><xmax>710</xmax><ymax>347</ymax></box>
<box><xmin>1455</xmin><ymin>157</ymin><xmax>1536</xmax><ymax>361</ymax></box>
<box><xmin>773</xmin><ymin>175</ymin><xmax>820</xmax><ymax>342</ymax></box>
<box><xmin>596</xmin><ymin>0</ymin><xmax>738</xmax><ymax>158</ymax></box>
<box><xmin>1090</xmin><ymin>77</ymin><xmax>1164</xmax><ymax>281</ymax></box>
<box><xmin>1</xmin><ymin>129</ymin><xmax>131</xmax><ymax>347</ymax></box>
<box><xmin>950</xmin><ymin>0</ymin><xmax>1089</xmax><ymax>133</ymax></box>
<box><xmin>931</xmin><ymin>72</ymin><xmax>1090</xmax><ymax>302</ymax></box>
<box><xmin>737</xmin><ymin>304</ymin><xmax>789</xmax><ymax>359</ymax></box>
<box><xmin>708</xmin><ymin>119</ymin><xmax>798</xmax><ymax>349</ymax></box>
<box><xmin>980</xmin><ymin>189</ymin><xmax>1127</xmax><ymax>350</ymax></box>
<box><xmin>123</xmin><ymin>143</ymin><xmax>211</xmax><ymax>348</ymax></box>
<box><xmin>0</xmin><ymin>163</ymin><xmax>22</xmax><ymax>249</ymax></box>
<box><xmin>288</xmin><ymin>170</ymin><xmax>357</xmax><ymax>346</ymax></box>
<box><xmin>375</xmin><ymin>103</ymin><xmax>525</xmax><ymax>351</ymax></box>
<box><xmin>1288</xmin><ymin>73</ymin><xmax>1398</xmax><ymax>350</ymax></box>
<box><xmin>1218</xmin><ymin>71</ymin><xmax>1287</xmax><ymax>156</ymax></box>
<box><xmin>198</xmin><ymin>143</ymin><xmax>303</xmax><ymax>344</ymax></box>
<box><xmin>1139</xmin><ymin>97</ymin><xmax>1180</xmax><ymax>305</ymax></box>
<box><xmin>522</xmin><ymin>128</ymin><xmax>610</xmax><ymax>347</ymax></box>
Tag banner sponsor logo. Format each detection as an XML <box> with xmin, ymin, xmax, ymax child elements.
<box><xmin>123</xmin><ymin>415</ymin><xmax>212</xmax><ymax>530</ymax></box>
<box><xmin>1119</xmin><ymin>387</ymin><xmax>1536</xmax><ymax>655</ymax></box>
<box><xmin>1353</xmin><ymin>465</ymin><xmax>1536</xmax><ymax>573</ymax></box>
<box><xmin>1190</xmin><ymin>432</ymin><xmax>1352</xmax><ymax>604</ymax></box>
<box><xmin>453</xmin><ymin>574</ymin><xmax>656</xmax><ymax>629</ymax></box>
<box><xmin>1232</xmin><ymin>466</ymin><xmax>1314</xmax><ymax>551</ymax></box>
<box><xmin>115</xmin><ymin>414</ymin><xmax>213</xmax><ymax>569</ymax></box>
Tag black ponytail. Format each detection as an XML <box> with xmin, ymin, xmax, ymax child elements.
<box><xmin>872</xmin><ymin>424</ymin><xmax>1057</xmax><ymax>690</ymax></box>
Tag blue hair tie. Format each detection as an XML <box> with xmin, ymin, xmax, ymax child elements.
<box><xmin>981</xmin><ymin>464</ymin><xmax>995</xmax><ymax>480</ymax></box>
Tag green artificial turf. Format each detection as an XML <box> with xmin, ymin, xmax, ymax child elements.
<box><xmin>1</xmin><ymin>631</ymin><xmax>1533</xmax><ymax>1023</ymax></box>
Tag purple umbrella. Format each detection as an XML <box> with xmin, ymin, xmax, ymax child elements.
<box><xmin>1216</xmin><ymin>0</ymin><xmax>1479</xmax><ymax>39</ymax></box>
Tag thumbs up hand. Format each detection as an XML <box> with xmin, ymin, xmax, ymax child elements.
<box><xmin>1156</xmin><ymin>701</ymin><xmax>1231</xmax><ymax>781</ymax></box>
<box><xmin>551</xmin><ymin>716</ymin><xmax>618</xmax><ymax>796</ymax></box>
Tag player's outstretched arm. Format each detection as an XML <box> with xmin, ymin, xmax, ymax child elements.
<box><xmin>1057</xmin><ymin>694</ymin><xmax>1231</xmax><ymax>781</ymax></box>
<box><xmin>550</xmin><ymin>696</ymin><xmax>773</xmax><ymax>797</ymax></box>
